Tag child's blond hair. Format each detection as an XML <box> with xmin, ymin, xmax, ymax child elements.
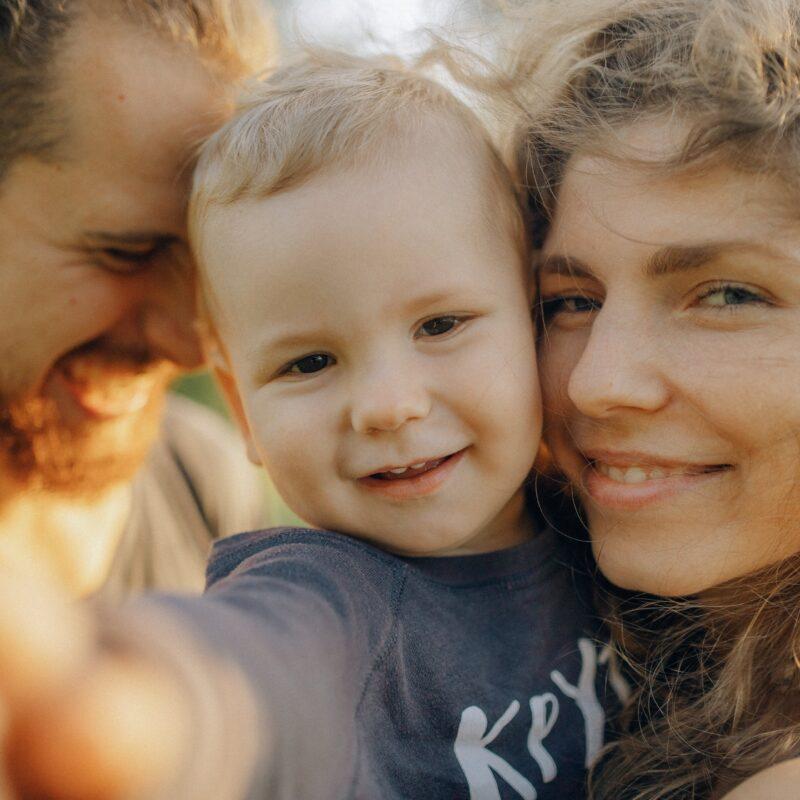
<box><xmin>188</xmin><ymin>50</ymin><xmax>528</xmax><ymax>311</ymax></box>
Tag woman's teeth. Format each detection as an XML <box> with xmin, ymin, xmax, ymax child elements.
<box><xmin>595</xmin><ymin>462</ymin><xmax>695</xmax><ymax>483</ymax></box>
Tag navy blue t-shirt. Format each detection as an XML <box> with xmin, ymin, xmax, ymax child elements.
<box><xmin>140</xmin><ymin>527</ymin><xmax>622</xmax><ymax>800</ymax></box>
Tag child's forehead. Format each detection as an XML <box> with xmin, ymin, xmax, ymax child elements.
<box><xmin>199</xmin><ymin>157</ymin><xmax>525</xmax><ymax>342</ymax></box>
<box><xmin>201</xmin><ymin>133</ymin><xmax>506</xmax><ymax>268</ymax></box>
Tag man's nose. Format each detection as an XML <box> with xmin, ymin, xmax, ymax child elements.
<box><xmin>349</xmin><ymin>359</ymin><xmax>431</xmax><ymax>434</ymax></box>
<box><xmin>566</xmin><ymin>305</ymin><xmax>671</xmax><ymax>419</ymax></box>
<box><xmin>109</xmin><ymin>252</ymin><xmax>204</xmax><ymax>368</ymax></box>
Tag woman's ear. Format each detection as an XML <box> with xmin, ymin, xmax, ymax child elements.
<box><xmin>207</xmin><ymin>343</ymin><xmax>262</xmax><ymax>467</ymax></box>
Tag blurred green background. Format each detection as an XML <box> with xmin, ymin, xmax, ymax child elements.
<box><xmin>174</xmin><ymin>372</ymin><xmax>302</xmax><ymax>526</ymax></box>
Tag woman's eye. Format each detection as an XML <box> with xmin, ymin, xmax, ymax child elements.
<box><xmin>416</xmin><ymin>316</ymin><xmax>464</xmax><ymax>338</ymax></box>
<box><xmin>540</xmin><ymin>295</ymin><xmax>601</xmax><ymax>320</ymax></box>
<box><xmin>284</xmin><ymin>354</ymin><xmax>334</xmax><ymax>375</ymax></box>
<box><xmin>696</xmin><ymin>284</ymin><xmax>768</xmax><ymax>309</ymax></box>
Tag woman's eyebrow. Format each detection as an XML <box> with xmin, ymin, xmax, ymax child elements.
<box><xmin>645</xmin><ymin>241</ymin><xmax>789</xmax><ymax>277</ymax></box>
<box><xmin>542</xmin><ymin>242</ymin><xmax>791</xmax><ymax>280</ymax></box>
<box><xmin>539</xmin><ymin>254</ymin><xmax>593</xmax><ymax>278</ymax></box>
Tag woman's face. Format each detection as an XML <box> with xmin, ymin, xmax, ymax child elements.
<box><xmin>539</xmin><ymin>124</ymin><xmax>800</xmax><ymax>596</ymax></box>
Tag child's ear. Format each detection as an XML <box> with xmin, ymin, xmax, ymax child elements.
<box><xmin>207</xmin><ymin>344</ymin><xmax>262</xmax><ymax>467</ymax></box>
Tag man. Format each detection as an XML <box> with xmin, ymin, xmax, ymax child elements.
<box><xmin>0</xmin><ymin>0</ymin><xmax>273</xmax><ymax>598</ymax></box>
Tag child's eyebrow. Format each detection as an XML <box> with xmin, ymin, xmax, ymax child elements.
<box><xmin>252</xmin><ymin>329</ymin><xmax>331</xmax><ymax>356</ymax></box>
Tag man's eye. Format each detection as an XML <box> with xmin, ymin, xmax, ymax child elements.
<box><xmin>99</xmin><ymin>247</ymin><xmax>161</xmax><ymax>272</ymax></box>
<box><xmin>416</xmin><ymin>316</ymin><xmax>465</xmax><ymax>338</ymax></box>
<box><xmin>283</xmin><ymin>354</ymin><xmax>335</xmax><ymax>376</ymax></box>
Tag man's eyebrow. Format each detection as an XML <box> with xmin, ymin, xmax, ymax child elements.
<box><xmin>83</xmin><ymin>231</ymin><xmax>179</xmax><ymax>247</ymax></box>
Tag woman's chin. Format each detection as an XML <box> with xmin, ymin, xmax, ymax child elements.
<box><xmin>592</xmin><ymin>540</ymin><xmax>723</xmax><ymax>598</ymax></box>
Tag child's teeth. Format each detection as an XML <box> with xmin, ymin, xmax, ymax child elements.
<box><xmin>411</xmin><ymin>463</ymin><xmax>426</xmax><ymax>469</ymax></box>
<box><xmin>390</xmin><ymin>467</ymin><xmax>408</xmax><ymax>474</ymax></box>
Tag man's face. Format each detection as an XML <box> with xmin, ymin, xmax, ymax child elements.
<box><xmin>203</xmin><ymin>131</ymin><xmax>542</xmax><ymax>557</ymax></box>
<box><xmin>0</xmin><ymin>14</ymin><xmax>229</xmax><ymax>496</ymax></box>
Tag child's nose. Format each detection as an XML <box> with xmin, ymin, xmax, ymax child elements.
<box><xmin>349</xmin><ymin>368</ymin><xmax>431</xmax><ymax>434</ymax></box>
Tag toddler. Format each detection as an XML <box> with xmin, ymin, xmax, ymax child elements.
<box><xmin>2</xmin><ymin>54</ymin><xmax>616</xmax><ymax>800</ymax></box>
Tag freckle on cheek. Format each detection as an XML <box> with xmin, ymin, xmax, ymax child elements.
<box><xmin>69</xmin><ymin>297</ymin><xmax>77</xmax><ymax>306</ymax></box>
<box><xmin>117</xmin><ymin>94</ymin><xmax>126</xmax><ymax>102</ymax></box>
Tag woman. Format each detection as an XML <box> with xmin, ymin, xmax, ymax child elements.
<box><xmin>505</xmin><ymin>0</ymin><xmax>800</xmax><ymax>797</ymax></box>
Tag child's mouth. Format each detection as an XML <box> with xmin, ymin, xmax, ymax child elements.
<box><xmin>358</xmin><ymin>449</ymin><xmax>468</xmax><ymax>500</ymax></box>
<box><xmin>370</xmin><ymin>456</ymin><xmax>449</xmax><ymax>481</ymax></box>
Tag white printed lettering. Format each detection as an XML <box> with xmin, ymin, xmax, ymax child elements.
<box><xmin>454</xmin><ymin>701</ymin><xmax>537</xmax><ymax>800</ymax></box>
<box><xmin>527</xmin><ymin>693</ymin><xmax>559</xmax><ymax>783</ymax></box>
<box><xmin>551</xmin><ymin>638</ymin><xmax>605</xmax><ymax>765</ymax></box>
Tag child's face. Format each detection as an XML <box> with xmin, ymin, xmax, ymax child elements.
<box><xmin>202</xmin><ymin>134</ymin><xmax>542</xmax><ymax>555</ymax></box>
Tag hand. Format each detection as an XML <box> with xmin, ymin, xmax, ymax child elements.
<box><xmin>0</xmin><ymin>571</ymin><xmax>191</xmax><ymax>799</ymax></box>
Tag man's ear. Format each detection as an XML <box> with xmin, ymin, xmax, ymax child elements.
<box><xmin>208</xmin><ymin>345</ymin><xmax>262</xmax><ymax>467</ymax></box>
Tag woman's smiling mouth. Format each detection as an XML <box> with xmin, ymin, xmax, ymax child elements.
<box><xmin>581</xmin><ymin>453</ymin><xmax>732</xmax><ymax>510</ymax></box>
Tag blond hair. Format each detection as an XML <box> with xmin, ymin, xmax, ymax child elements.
<box><xmin>485</xmin><ymin>1</ymin><xmax>800</xmax><ymax>797</ymax></box>
<box><xmin>0</xmin><ymin>0</ymin><xmax>274</xmax><ymax>180</ymax></box>
<box><xmin>188</xmin><ymin>49</ymin><xmax>527</xmax><ymax>282</ymax></box>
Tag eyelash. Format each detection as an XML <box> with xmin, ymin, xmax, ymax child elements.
<box><xmin>97</xmin><ymin>246</ymin><xmax>163</xmax><ymax>273</ymax></box>
<box><xmin>539</xmin><ymin>295</ymin><xmax>600</xmax><ymax>320</ymax></box>
<box><xmin>277</xmin><ymin>316</ymin><xmax>472</xmax><ymax>379</ymax></box>
<box><xmin>414</xmin><ymin>314</ymin><xmax>471</xmax><ymax>339</ymax></box>
<box><xmin>539</xmin><ymin>282</ymin><xmax>771</xmax><ymax>323</ymax></box>
<box><xmin>279</xmin><ymin>353</ymin><xmax>336</xmax><ymax>377</ymax></box>
<box><xmin>694</xmin><ymin>282</ymin><xmax>770</xmax><ymax>310</ymax></box>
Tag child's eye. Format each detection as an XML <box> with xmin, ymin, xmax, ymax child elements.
<box><xmin>415</xmin><ymin>315</ymin><xmax>467</xmax><ymax>338</ymax></box>
<box><xmin>695</xmin><ymin>283</ymin><xmax>770</xmax><ymax>309</ymax></box>
<box><xmin>282</xmin><ymin>353</ymin><xmax>335</xmax><ymax>376</ymax></box>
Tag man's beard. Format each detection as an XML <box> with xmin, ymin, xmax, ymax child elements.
<box><xmin>0</xmin><ymin>344</ymin><xmax>175</xmax><ymax>499</ymax></box>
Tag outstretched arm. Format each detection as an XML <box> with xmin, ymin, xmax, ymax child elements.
<box><xmin>0</xmin><ymin>571</ymin><xmax>194</xmax><ymax>799</ymax></box>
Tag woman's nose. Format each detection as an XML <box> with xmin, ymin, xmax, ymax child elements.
<box><xmin>566</xmin><ymin>308</ymin><xmax>671</xmax><ymax>418</ymax></box>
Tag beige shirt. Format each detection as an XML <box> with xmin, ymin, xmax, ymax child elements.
<box><xmin>95</xmin><ymin>394</ymin><xmax>265</xmax><ymax>602</ymax></box>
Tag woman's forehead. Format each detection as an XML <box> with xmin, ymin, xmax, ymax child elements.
<box><xmin>547</xmin><ymin>143</ymin><xmax>798</xmax><ymax>262</ymax></box>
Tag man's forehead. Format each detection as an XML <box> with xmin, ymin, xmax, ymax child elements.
<box><xmin>57</xmin><ymin>10</ymin><xmax>228</xmax><ymax>181</ymax></box>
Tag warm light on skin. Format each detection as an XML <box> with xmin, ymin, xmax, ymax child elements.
<box><xmin>0</xmin><ymin>10</ymin><xmax>234</xmax><ymax>595</ymax></box>
<box><xmin>201</xmin><ymin>128</ymin><xmax>542</xmax><ymax>557</ymax></box>
<box><xmin>538</xmin><ymin>120</ymin><xmax>800</xmax><ymax>596</ymax></box>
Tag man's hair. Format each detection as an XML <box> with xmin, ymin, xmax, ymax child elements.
<box><xmin>0</xmin><ymin>0</ymin><xmax>274</xmax><ymax>180</ymax></box>
<box><xmin>189</xmin><ymin>50</ymin><xmax>528</xmax><ymax>284</ymax></box>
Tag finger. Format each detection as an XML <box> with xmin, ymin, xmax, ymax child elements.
<box><xmin>0</xmin><ymin>570</ymin><xmax>94</xmax><ymax>707</ymax></box>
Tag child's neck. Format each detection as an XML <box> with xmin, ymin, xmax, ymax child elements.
<box><xmin>488</xmin><ymin>488</ymin><xmax>538</xmax><ymax>553</ymax></box>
